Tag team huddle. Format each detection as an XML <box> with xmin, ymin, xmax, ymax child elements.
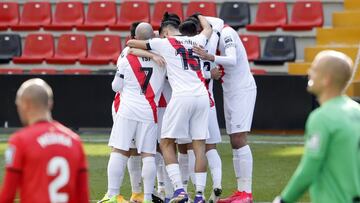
<box><xmin>104</xmin><ymin>13</ymin><xmax>257</xmax><ymax>203</ymax></box>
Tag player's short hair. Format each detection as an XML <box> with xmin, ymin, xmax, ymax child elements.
<box><xmin>159</xmin><ymin>12</ymin><xmax>181</xmax><ymax>35</ymax></box>
<box><xmin>179</xmin><ymin>20</ymin><xmax>198</xmax><ymax>36</ymax></box>
<box><xmin>130</xmin><ymin>21</ymin><xmax>141</xmax><ymax>39</ymax></box>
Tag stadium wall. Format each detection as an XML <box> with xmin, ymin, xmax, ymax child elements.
<box><xmin>0</xmin><ymin>74</ymin><xmax>315</xmax><ymax>130</ymax></box>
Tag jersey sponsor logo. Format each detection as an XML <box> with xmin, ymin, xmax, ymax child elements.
<box><xmin>224</xmin><ymin>36</ymin><xmax>233</xmax><ymax>44</ymax></box>
<box><xmin>224</xmin><ymin>36</ymin><xmax>236</xmax><ymax>49</ymax></box>
<box><xmin>5</xmin><ymin>145</ymin><xmax>15</xmax><ymax>166</ymax></box>
<box><xmin>306</xmin><ymin>133</ymin><xmax>320</xmax><ymax>151</ymax></box>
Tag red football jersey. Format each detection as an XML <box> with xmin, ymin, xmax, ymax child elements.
<box><xmin>5</xmin><ymin>121</ymin><xmax>88</xmax><ymax>203</ymax></box>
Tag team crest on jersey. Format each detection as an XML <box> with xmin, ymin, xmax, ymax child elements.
<box><xmin>306</xmin><ymin>133</ymin><xmax>320</xmax><ymax>151</ymax></box>
<box><xmin>5</xmin><ymin>145</ymin><xmax>16</xmax><ymax>166</ymax></box>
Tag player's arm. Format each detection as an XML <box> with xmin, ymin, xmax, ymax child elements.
<box><xmin>198</xmin><ymin>15</ymin><xmax>213</xmax><ymax>40</ymax></box>
<box><xmin>275</xmin><ymin>113</ymin><xmax>330</xmax><ymax>203</ymax></box>
<box><xmin>128</xmin><ymin>48</ymin><xmax>166</xmax><ymax>67</ymax></box>
<box><xmin>127</xmin><ymin>39</ymin><xmax>148</xmax><ymax>50</ymax></box>
<box><xmin>205</xmin><ymin>16</ymin><xmax>224</xmax><ymax>33</ymax></box>
<box><xmin>112</xmin><ymin>59</ymin><xmax>125</xmax><ymax>92</ymax></box>
<box><xmin>0</xmin><ymin>170</ymin><xmax>21</xmax><ymax>203</ymax></box>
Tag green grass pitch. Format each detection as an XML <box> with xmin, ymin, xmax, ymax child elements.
<box><xmin>0</xmin><ymin>135</ymin><xmax>310</xmax><ymax>202</ymax></box>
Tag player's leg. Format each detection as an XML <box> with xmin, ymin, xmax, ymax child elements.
<box><xmin>186</xmin><ymin>144</ymin><xmax>196</xmax><ymax>187</ymax></box>
<box><xmin>218</xmin><ymin>90</ymin><xmax>257</xmax><ymax>203</ymax></box>
<box><xmin>177</xmin><ymin>142</ymin><xmax>190</xmax><ymax>192</ymax></box>
<box><xmin>128</xmin><ymin>148</ymin><xmax>143</xmax><ymax>203</ymax></box>
<box><xmin>189</xmin><ymin>95</ymin><xmax>210</xmax><ymax>203</ymax></box>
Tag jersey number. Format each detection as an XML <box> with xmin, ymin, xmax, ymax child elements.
<box><xmin>176</xmin><ymin>47</ymin><xmax>201</xmax><ymax>71</ymax></box>
<box><xmin>47</xmin><ymin>157</ymin><xmax>70</xmax><ymax>202</ymax></box>
<box><xmin>140</xmin><ymin>67</ymin><xmax>153</xmax><ymax>94</ymax></box>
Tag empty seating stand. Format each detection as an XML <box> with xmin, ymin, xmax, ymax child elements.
<box><xmin>151</xmin><ymin>1</ymin><xmax>184</xmax><ymax>29</ymax></box>
<box><xmin>239</xmin><ymin>34</ymin><xmax>260</xmax><ymax>61</ymax></box>
<box><xmin>0</xmin><ymin>2</ymin><xmax>19</xmax><ymax>30</ymax></box>
<box><xmin>12</xmin><ymin>2</ymin><xmax>51</xmax><ymax>30</ymax></box>
<box><xmin>282</xmin><ymin>1</ymin><xmax>323</xmax><ymax>31</ymax></box>
<box><xmin>29</xmin><ymin>68</ymin><xmax>57</xmax><ymax>74</ymax></box>
<box><xmin>63</xmin><ymin>68</ymin><xmax>92</xmax><ymax>75</ymax></box>
<box><xmin>0</xmin><ymin>34</ymin><xmax>21</xmax><ymax>64</ymax></box>
<box><xmin>186</xmin><ymin>1</ymin><xmax>217</xmax><ymax>17</ymax></box>
<box><xmin>46</xmin><ymin>34</ymin><xmax>87</xmax><ymax>64</ymax></box>
<box><xmin>246</xmin><ymin>1</ymin><xmax>287</xmax><ymax>31</ymax></box>
<box><xmin>254</xmin><ymin>35</ymin><xmax>296</xmax><ymax>65</ymax></box>
<box><xmin>80</xmin><ymin>35</ymin><xmax>121</xmax><ymax>65</ymax></box>
<box><xmin>110</xmin><ymin>1</ymin><xmax>150</xmax><ymax>31</ymax></box>
<box><xmin>220</xmin><ymin>2</ymin><xmax>250</xmax><ymax>30</ymax></box>
<box><xmin>44</xmin><ymin>1</ymin><xmax>84</xmax><ymax>30</ymax></box>
<box><xmin>0</xmin><ymin>68</ymin><xmax>23</xmax><ymax>74</ymax></box>
<box><xmin>77</xmin><ymin>1</ymin><xmax>117</xmax><ymax>30</ymax></box>
<box><xmin>13</xmin><ymin>34</ymin><xmax>54</xmax><ymax>64</ymax></box>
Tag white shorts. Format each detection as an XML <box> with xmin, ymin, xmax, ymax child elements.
<box><xmin>224</xmin><ymin>89</ymin><xmax>257</xmax><ymax>134</ymax></box>
<box><xmin>161</xmin><ymin>95</ymin><xmax>209</xmax><ymax>141</ymax></box>
<box><xmin>109</xmin><ymin>115</ymin><xmax>158</xmax><ymax>154</ymax></box>
<box><xmin>157</xmin><ymin>107</ymin><xmax>166</xmax><ymax>143</ymax></box>
<box><xmin>206</xmin><ymin>107</ymin><xmax>222</xmax><ymax>144</ymax></box>
<box><xmin>111</xmin><ymin>101</ymin><xmax>116</xmax><ymax>122</ymax></box>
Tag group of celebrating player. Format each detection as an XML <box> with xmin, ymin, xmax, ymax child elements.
<box><xmin>101</xmin><ymin>12</ymin><xmax>256</xmax><ymax>203</ymax></box>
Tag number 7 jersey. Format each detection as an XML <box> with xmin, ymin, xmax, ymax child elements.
<box><xmin>115</xmin><ymin>54</ymin><xmax>166</xmax><ymax>123</ymax></box>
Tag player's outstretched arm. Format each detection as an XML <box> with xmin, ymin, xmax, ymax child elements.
<box><xmin>127</xmin><ymin>40</ymin><xmax>148</xmax><ymax>50</ymax></box>
<box><xmin>0</xmin><ymin>170</ymin><xmax>21</xmax><ymax>203</ymax></box>
<box><xmin>128</xmin><ymin>48</ymin><xmax>166</xmax><ymax>67</ymax></box>
<box><xmin>205</xmin><ymin>16</ymin><xmax>224</xmax><ymax>33</ymax></box>
<box><xmin>198</xmin><ymin>15</ymin><xmax>213</xmax><ymax>40</ymax></box>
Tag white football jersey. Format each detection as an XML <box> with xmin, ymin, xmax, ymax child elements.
<box><xmin>158</xmin><ymin>79</ymin><xmax>172</xmax><ymax>108</ymax></box>
<box><xmin>217</xmin><ymin>26</ymin><xmax>256</xmax><ymax>93</ymax></box>
<box><xmin>115</xmin><ymin>53</ymin><xmax>166</xmax><ymax>123</ymax></box>
<box><xmin>148</xmin><ymin>34</ymin><xmax>208</xmax><ymax>97</ymax></box>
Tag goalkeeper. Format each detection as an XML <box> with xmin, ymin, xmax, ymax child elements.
<box><xmin>273</xmin><ymin>50</ymin><xmax>360</xmax><ymax>203</ymax></box>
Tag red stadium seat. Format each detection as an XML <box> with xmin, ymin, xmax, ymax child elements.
<box><xmin>151</xmin><ymin>1</ymin><xmax>184</xmax><ymax>29</ymax></box>
<box><xmin>240</xmin><ymin>34</ymin><xmax>261</xmax><ymax>61</ymax></box>
<box><xmin>250</xmin><ymin>68</ymin><xmax>267</xmax><ymax>75</ymax></box>
<box><xmin>12</xmin><ymin>2</ymin><xmax>51</xmax><ymax>30</ymax></box>
<box><xmin>0</xmin><ymin>68</ymin><xmax>23</xmax><ymax>74</ymax></box>
<box><xmin>282</xmin><ymin>1</ymin><xmax>323</xmax><ymax>31</ymax></box>
<box><xmin>77</xmin><ymin>1</ymin><xmax>117</xmax><ymax>30</ymax></box>
<box><xmin>29</xmin><ymin>68</ymin><xmax>57</xmax><ymax>75</ymax></box>
<box><xmin>46</xmin><ymin>34</ymin><xmax>87</xmax><ymax>64</ymax></box>
<box><xmin>13</xmin><ymin>34</ymin><xmax>54</xmax><ymax>64</ymax></box>
<box><xmin>44</xmin><ymin>1</ymin><xmax>84</xmax><ymax>30</ymax></box>
<box><xmin>63</xmin><ymin>68</ymin><xmax>92</xmax><ymax>75</ymax></box>
<box><xmin>186</xmin><ymin>1</ymin><xmax>217</xmax><ymax>17</ymax></box>
<box><xmin>246</xmin><ymin>2</ymin><xmax>287</xmax><ymax>31</ymax></box>
<box><xmin>0</xmin><ymin>2</ymin><xmax>19</xmax><ymax>30</ymax></box>
<box><xmin>80</xmin><ymin>35</ymin><xmax>121</xmax><ymax>65</ymax></box>
<box><xmin>109</xmin><ymin>1</ymin><xmax>150</xmax><ymax>31</ymax></box>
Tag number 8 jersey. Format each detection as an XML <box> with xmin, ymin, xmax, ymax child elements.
<box><xmin>114</xmin><ymin>53</ymin><xmax>166</xmax><ymax>123</ymax></box>
<box><xmin>147</xmin><ymin>34</ymin><xmax>208</xmax><ymax>97</ymax></box>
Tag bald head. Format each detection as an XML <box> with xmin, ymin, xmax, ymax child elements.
<box><xmin>17</xmin><ymin>78</ymin><xmax>53</xmax><ymax>109</ymax></box>
<box><xmin>135</xmin><ymin>23</ymin><xmax>154</xmax><ymax>40</ymax></box>
<box><xmin>312</xmin><ymin>50</ymin><xmax>354</xmax><ymax>90</ymax></box>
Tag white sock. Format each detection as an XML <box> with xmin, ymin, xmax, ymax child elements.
<box><xmin>166</xmin><ymin>163</ymin><xmax>183</xmax><ymax>191</ymax></box>
<box><xmin>206</xmin><ymin>149</ymin><xmax>222</xmax><ymax>189</ymax></box>
<box><xmin>195</xmin><ymin>172</ymin><xmax>207</xmax><ymax>194</ymax></box>
<box><xmin>155</xmin><ymin>152</ymin><xmax>165</xmax><ymax>194</ymax></box>
<box><xmin>164</xmin><ymin>166</ymin><xmax>174</xmax><ymax>198</ymax></box>
<box><xmin>187</xmin><ymin>149</ymin><xmax>196</xmax><ymax>185</ymax></box>
<box><xmin>142</xmin><ymin>157</ymin><xmax>156</xmax><ymax>201</ymax></box>
<box><xmin>107</xmin><ymin>152</ymin><xmax>128</xmax><ymax>197</ymax></box>
<box><xmin>127</xmin><ymin>155</ymin><xmax>142</xmax><ymax>193</ymax></box>
<box><xmin>178</xmin><ymin>153</ymin><xmax>189</xmax><ymax>192</ymax></box>
<box><xmin>233</xmin><ymin>145</ymin><xmax>253</xmax><ymax>193</ymax></box>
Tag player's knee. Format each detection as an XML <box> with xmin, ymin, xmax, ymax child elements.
<box><xmin>177</xmin><ymin>144</ymin><xmax>188</xmax><ymax>154</ymax></box>
<box><xmin>230</xmin><ymin>132</ymin><xmax>248</xmax><ymax>149</ymax></box>
<box><xmin>111</xmin><ymin>147</ymin><xmax>130</xmax><ymax>157</ymax></box>
<box><xmin>206</xmin><ymin>144</ymin><xmax>217</xmax><ymax>152</ymax></box>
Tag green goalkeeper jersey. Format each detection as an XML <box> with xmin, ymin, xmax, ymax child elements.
<box><xmin>281</xmin><ymin>96</ymin><xmax>360</xmax><ymax>203</ymax></box>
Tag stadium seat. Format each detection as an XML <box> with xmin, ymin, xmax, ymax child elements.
<box><xmin>46</xmin><ymin>34</ymin><xmax>87</xmax><ymax>64</ymax></box>
<box><xmin>12</xmin><ymin>2</ymin><xmax>51</xmax><ymax>30</ymax></box>
<box><xmin>282</xmin><ymin>1</ymin><xmax>323</xmax><ymax>31</ymax></box>
<box><xmin>240</xmin><ymin>34</ymin><xmax>260</xmax><ymax>61</ymax></box>
<box><xmin>333</xmin><ymin>11</ymin><xmax>360</xmax><ymax>27</ymax></box>
<box><xmin>186</xmin><ymin>1</ymin><xmax>217</xmax><ymax>17</ymax></box>
<box><xmin>0</xmin><ymin>34</ymin><xmax>21</xmax><ymax>64</ymax></box>
<box><xmin>44</xmin><ymin>1</ymin><xmax>84</xmax><ymax>30</ymax></box>
<box><xmin>77</xmin><ymin>1</ymin><xmax>117</xmax><ymax>30</ymax></box>
<box><xmin>316</xmin><ymin>27</ymin><xmax>360</xmax><ymax>45</ymax></box>
<box><xmin>220</xmin><ymin>2</ymin><xmax>250</xmax><ymax>29</ymax></box>
<box><xmin>0</xmin><ymin>68</ymin><xmax>23</xmax><ymax>74</ymax></box>
<box><xmin>246</xmin><ymin>2</ymin><xmax>287</xmax><ymax>31</ymax></box>
<box><xmin>253</xmin><ymin>35</ymin><xmax>296</xmax><ymax>65</ymax></box>
<box><xmin>13</xmin><ymin>34</ymin><xmax>54</xmax><ymax>64</ymax></box>
<box><xmin>151</xmin><ymin>1</ymin><xmax>184</xmax><ymax>29</ymax></box>
<box><xmin>80</xmin><ymin>35</ymin><xmax>121</xmax><ymax>65</ymax></box>
<box><xmin>63</xmin><ymin>68</ymin><xmax>92</xmax><ymax>75</ymax></box>
<box><xmin>345</xmin><ymin>0</ymin><xmax>360</xmax><ymax>11</ymax></box>
<box><xmin>29</xmin><ymin>68</ymin><xmax>57</xmax><ymax>74</ymax></box>
<box><xmin>0</xmin><ymin>2</ymin><xmax>19</xmax><ymax>30</ymax></box>
<box><xmin>250</xmin><ymin>68</ymin><xmax>267</xmax><ymax>75</ymax></box>
<box><xmin>109</xmin><ymin>1</ymin><xmax>150</xmax><ymax>31</ymax></box>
